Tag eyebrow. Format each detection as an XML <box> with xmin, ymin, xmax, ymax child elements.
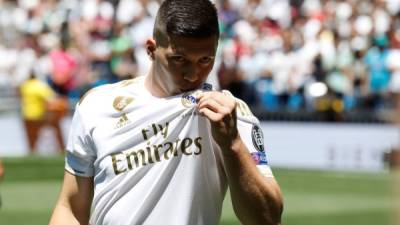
<box><xmin>169</xmin><ymin>46</ymin><xmax>216</xmax><ymax>57</ymax></box>
<box><xmin>168</xmin><ymin>53</ymin><xmax>215</xmax><ymax>58</ymax></box>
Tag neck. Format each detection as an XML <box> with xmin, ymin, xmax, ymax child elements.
<box><xmin>145</xmin><ymin>65</ymin><xmax>172</xmax><ymax>98</ymax></box>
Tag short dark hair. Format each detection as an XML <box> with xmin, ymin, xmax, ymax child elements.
<box><xmin>154</xmin><ymin>0</ymin><xmax>219</xmax><ymax>46</ymax></box>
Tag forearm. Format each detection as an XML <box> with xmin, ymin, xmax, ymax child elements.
<box><xmin>222</xmin><ymin>137</ymin><xmax>283</xmax><ymax>225</ymax></box>
<box><xmin>49</xmin><ymin>201</ymin><xmax>90</xmax><ymax>225</ymax></box>
<box><xmin>197</xmin><ymin>91</ymin><xmax>283</xmax><ymax>224</ymax></box>
<box><xmin>49</xmin><ymin>172</ymin><xmax>93</xmax><ymax>225</ymax></box>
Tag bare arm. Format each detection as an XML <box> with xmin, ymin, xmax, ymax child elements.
<box><xmin>49</xmin><ymin>171</ymin><xmax>94</xmax><ymax>225</ymax></box>
<box><xmin>222</xmin><ymin>137</ymin><xmax>283</xmax><ymax>225</ymax></box>
<box><xmin>198</xmin><ymin>92</ymin><xmax>283</xmax><ymax>225</ymax></box>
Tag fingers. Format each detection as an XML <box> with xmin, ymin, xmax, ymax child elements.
<box><xmin>198</xmin><ymin>107</ymin><xmax>224</xmax><ymax>121</ymax></box>
<box><xmin>197</xmin><ymin>91</ymin><xmax>236</xmax><ymax>121</ymax></box>
<box><xmin>198</xmin><ymin>91</ymin><xmax>236</xmax><ymax>109</ymax></box>
<box><xmin>198</xmin><ymin>97</ymin><xmax>231</xmax><ymax>115</ymax></box>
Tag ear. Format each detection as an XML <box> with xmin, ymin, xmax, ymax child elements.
<box><xmin>146</xmin><ymin>38</ymin><xmax>156</xmax><ymax>60</ymax></box>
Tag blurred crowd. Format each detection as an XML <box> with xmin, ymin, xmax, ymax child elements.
<box><xmin>1</xmin><ymin>0</ymin><xmax>400</xmax><ymax>116</ymax></box>
<box><xmin>217</xmin><ymin>0</ymin><xmax>400</xmax><ymax>114</ymax></box>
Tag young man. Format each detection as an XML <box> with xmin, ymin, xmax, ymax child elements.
<box><xmin>49</xmin><ymin>0</ymin><xmax>283</xmax><ymax>225</ymax></box>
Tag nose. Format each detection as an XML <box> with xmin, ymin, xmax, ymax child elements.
<box><xmin>182</xmin><ymin>65</ymin><xmax>199</xmax><ymax>82</ymax></box>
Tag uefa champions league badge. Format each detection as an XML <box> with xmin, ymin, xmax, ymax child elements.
<box><xmin>251</xmin><ymin>152</ymin><xmax>268</xmax><ymax>165</ymax></box>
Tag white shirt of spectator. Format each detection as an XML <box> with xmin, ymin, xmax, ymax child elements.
<box><xmin>65</xmin><ymin>76</ymin><xmax>273</xmax><ymax>225</ymax></box>
<box><xmin>387</xmin><ymin>49</ymin><xmax>400</xmax><ymax>93</ymax></box>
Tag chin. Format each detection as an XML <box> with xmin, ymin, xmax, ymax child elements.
<box><xmin>182</xmin><ymin>83</ymin><xmax>205</xmax><ymax>92</ymax></box>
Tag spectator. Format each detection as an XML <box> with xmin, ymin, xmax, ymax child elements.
<box><xmin>1</xmin><ymin>0</ymin><xmax>400</xmax><ymax>122</ymax></box>
<box><xmin>20</xmin><ymin>74</ymin><xmax>66</xmax><ymax>154</ymax></box>
<box><xmin>363</xmin><ymin>36</ymin><xmax>391</xmax><ymax>109</ymax></box>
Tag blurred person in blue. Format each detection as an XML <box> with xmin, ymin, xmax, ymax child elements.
<box><xmin>364</xmin><ymin>36</ymin><xmax>391</xmax><ymax>110</ymax></box>
<box><xmin>49</xmin><ymin>0</ymin><xmax>283</xmax><ymax>225</ymax></box>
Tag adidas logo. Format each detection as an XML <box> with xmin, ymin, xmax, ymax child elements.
<box><xmin>115</xmin><ymin>114</ymin><xmax>131</xmax><ymax>129</ymax></box>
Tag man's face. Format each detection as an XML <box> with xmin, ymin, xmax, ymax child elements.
<box><xmin>149</xmin><ymin>35</ymin><xmax>218</xmax><ymax>95</ymax></box>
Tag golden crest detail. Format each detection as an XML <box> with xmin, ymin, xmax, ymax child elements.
<box><xmin>113</xmin><ymin>96</ymin><xmax>134</xmax><ymax>111</ymax></box>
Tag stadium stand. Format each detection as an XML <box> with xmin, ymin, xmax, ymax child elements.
<box><xmin>0</xmin><ymin>0</ymin><xmax>399</xmax><ymax>122</ymax></box>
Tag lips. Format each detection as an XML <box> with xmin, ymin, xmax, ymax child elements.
<box><xmin>178</xmin><ymin>83</ymin><xmax>203</xmax><ymax>93</ymax></box>
<box><xmin>179</xmin><ymin>87</ymin><xmax>196</xmax><ymax>93</ymax></box>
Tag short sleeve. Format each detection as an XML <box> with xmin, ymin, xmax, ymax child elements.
<box><xmin>39</xmin><ymin>82</ymin><xmax>55</xmax><ymax>100</ymax></box>
<box><xmin>235</xmin><ymin>98</ymin><xmax>274</xmax><ymax>178</ymax></box>
<box><xmin>65</xmin><ymin>104</ymin><xmax>96</xmax><ymax>177</ymax></box>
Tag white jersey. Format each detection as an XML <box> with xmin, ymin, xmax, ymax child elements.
<box><xmin>65</xmin><ymin>76</ymin><xmax>273</xmax><ymax>225</ymax></box>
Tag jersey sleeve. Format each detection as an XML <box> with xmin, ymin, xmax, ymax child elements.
<box><xmin>233</xmin><ymin>96</ymin><xmax>274</xmax><ymax>178</ymax></box>
<box><xmin>65</xmin><ymin>104</ymin><xmax>96</xmax><ymax>177</ymax></box>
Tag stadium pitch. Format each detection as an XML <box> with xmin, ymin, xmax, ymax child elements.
<box><xmin>0</xmin><ymin>156</ymin><xmax>393</xmax><ymax>225</ymax></box>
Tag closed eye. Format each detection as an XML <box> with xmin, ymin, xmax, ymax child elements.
<box><xmin>198</xmin><ymin>57</ymin><xmax>214</xmax><ymax>65</ymax></box>
<box><xmin>170</xmin><ymin>55</ymin><xmax>187</xmax><ymax>64</ymax></box>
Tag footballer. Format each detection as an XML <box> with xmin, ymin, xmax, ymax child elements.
<box><xmin>49</xmin><ymin>0</ymin><xmax>283</xmax><ymax>225</ymax></box>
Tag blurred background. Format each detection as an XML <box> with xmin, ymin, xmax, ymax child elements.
<box><xmin>0</xmin><ymin>0</ymin><xmax>399</xmax><ymax>224</ymax></box>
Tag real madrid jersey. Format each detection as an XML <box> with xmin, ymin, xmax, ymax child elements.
<box><xmin>65</xmin><ymin>76</ymin><xmax>273</xmax><ymax>225</ymax></box>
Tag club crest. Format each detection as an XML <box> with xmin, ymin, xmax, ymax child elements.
<box><xmin>113</xmin><ymin>96</ymin><xmax>134</xmax><ymax>111</ymax></box>
<box><xmin>181</xmin><ymin>91</ymin><xmax>200</xmax><ymax>108</ymax></box>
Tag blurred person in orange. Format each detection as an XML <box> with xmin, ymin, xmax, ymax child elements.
<box><xmin>0</xmin><ymin>158</ymin><xmax>3</xmax><ymax>208</ymax></box>
<box><xmin>0</xmin><ymin>159</ymin><xmax>3</xmax><ymax>179</ymax></box>
<box><xmin>20</xmin><ymin>74</ymin><xmax>66</xmax><ymax>154</ymax></box>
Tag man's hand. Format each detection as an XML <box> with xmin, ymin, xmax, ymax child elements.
<box><xmin>198</xmin><ymin>91</ymin><xmax>283</xmax><ymax>225</ymax></box>
<box><xmin>197</xmin><ymin>91</ymin><xmax>239</xmax><ymax>150</ymax></box>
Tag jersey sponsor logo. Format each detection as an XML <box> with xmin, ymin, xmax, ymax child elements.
<box><xmin>113</xmin><ymin>96</ymin><xmax>134</xmax><ymax>111</ymax></box>
<box><xmin>252</xmin><ymin>125</ymin><xmax>265</xmax><ymax>152</ymax></box>
<box><xmin>111</xmin><ymin>120</ymin><xmax>204</xmax><ymax>175</ymax></box>
<box><xmin>251</xmin><ymin>152</ymin><xmax>268</xmax><ymax>165</ymax></box>
<box><xmin>141</xmin><ymin>122</ymin><xmax>169</xmax><ymax>140</ymax></box>
<box><xmin>111</xmin><ymin>136</ymin><xmax>203</xmax><ymax>175</ymax></box>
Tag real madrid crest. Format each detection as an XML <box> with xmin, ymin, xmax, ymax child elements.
<box><xmin>181</xmin><ymin>91</ymin><xmax>201</xmax><ymax>108</ymax></box>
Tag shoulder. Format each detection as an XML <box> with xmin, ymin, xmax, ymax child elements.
<box><xmin>77</xmin><ymin>77</ymin><xmax>144</xmax><ymax>112</ymax></box>
<box><xmin>222</xmin><ymin>90</ymin><xmax>260</xmax><ymax>125</ymax></box>
<box><xmin>78</xmin><ymin>83</ymin><xmax>116</xmax><ymax>107</ymax></box>
<box><xmin>78</xmin><ymin>77</ymin><xmax>141</xmax><ymax>105</ymax></box>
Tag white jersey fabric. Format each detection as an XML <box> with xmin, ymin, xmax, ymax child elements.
<box><xmin>65</xmin><ymin>76</ymin><xmax>273</xmax><ymax>225</ymax></box>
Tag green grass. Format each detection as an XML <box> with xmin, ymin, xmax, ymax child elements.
<box><xmin>0</xmin><ymin>156</ymin><xmax>394</xmax><ymax>225</ymax></box>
